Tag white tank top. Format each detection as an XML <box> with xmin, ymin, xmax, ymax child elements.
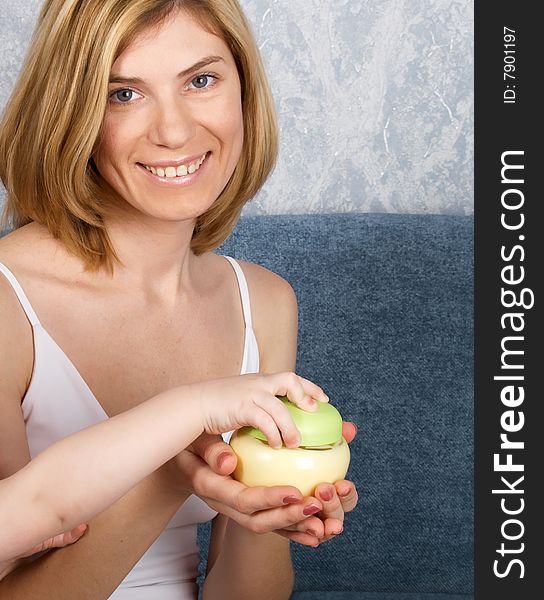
<box><xmin>0</xmin><ymin>255</ymin><xmax>260</xmax><ymax>599</ymax></box>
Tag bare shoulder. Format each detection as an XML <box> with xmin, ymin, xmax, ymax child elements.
<box><xmin>235</xmin><ymin>260</ymin><xmax>298</xmax><ymax>372</ymax></box>
<box><xmin>0</xmin><ymin>224</ymin><xmax>62</xmax><ymax>395</ymax></box>
<box><xmin>0</xmin><ymin>229</ymin><xmax>36</xmax><ymax>391</ymax></box>
<box><xmin>236</xmin><ymin>260</ymin><xmax>297</xmax><ymax>321</ymax></box>
<box><xmin>0</xmin><ymin>229</ymin><xmax>37</xmax><ymax>475</ymax></box>
<box><xmin>0</xmin><ymin>222</ymin><xmax>59</xmax><ymax>272</ymax></box>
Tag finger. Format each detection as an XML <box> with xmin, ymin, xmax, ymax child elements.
<box><xmin>314</xmin><ymin>483</ymin><xmax>344</xmax><ymax>521</ymax></box>
<box><xmin>178</xmin><ymin>447</ymin><xmax>231</xmax><ymax>496</ymax></box>
<box><xmin>334</xmin><ymin>480</ymin><xmax>359</xmax><ymax>513</ymax></box>
<box><xmin>275</xmin><ymin>529</ymin><xmax>321</xmax><ymax>547</ymax></box>
<box><xmin>281</xmin><ymin>516</ymin><xmax>325</xmax><ymax>538</ymax></box>
<box><xmin>190</xmin><ymin>432</ymin><xmax>238</xmax><ymax>475</ymax></box>
<box><xmin>342</xmin><ymin>421</ymin><xmax>358</xmax><ymax>443</ymax></box>
<box><xmin>296</xmin><ymin>375</ymin><xmax>329</xmax><ymax>404</ymax></box>
<box><xmin>201</xmin><ymin>493</ymin><xmax>323</xmax><ymax>534</ymax></box>
<box><xmin>47</xmin><ymin>524</ymin><xmax>88</xmax><ymax>549</ymax></box>
<box><xmin>31</xmin><ymin>524</ymin><xmax>88</xmax><ymax>555</ymax></box>
<box><xmin>271</xmin><ymin>372</ymin><xmax>327</xmax><ymax>410</ymax></box>
<box><xmin>61</xmin><ymin>523</ymin><xmax>88</xmax><ymax>545</ymax></box>
<box><xmin>208</xmin><ymin>483</ymin><xmax>306</xmax><ymax>515</ymax></box>
<box><xmin>321</xmin><ymin>516</ymin><xmax>344</xmax><ymax>538</ymax></box>
<box><xmin>251</xmin><ymin>395</ymin><xmax>299</xmax><ymax>448</ymax></box>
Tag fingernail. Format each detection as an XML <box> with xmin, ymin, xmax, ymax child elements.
<box><xmin>303</xmin><ymin>504</ymin><xmax>321</xmax><ymax>516</ymax></box>
<box><xmin>338</xmin><ymin>488</ymin><xmax>351</xmax><ymax>497</ymax></box>
<box><xmin>333</xmin><ymin>526</ymin><xmax>344</xmax><ymax>535</ymax></box>
<box><xmin>217</xmin><ymin>452</ymin><xmax>231</xmax><ymax>468</ymax></box>
<box><xmin>283</xmin><ymin>495</ymin><xmax>301</xmax><ymax>504</ymax></box>
<box><xmin>306</xmin><ymin>528</ymin><xmax>320</xmax><ymax>537</ymax></box>
<box><xmin>319</xmin><ymin>487</ymin><xmax>333</xmax><ymax>501</ymax></box>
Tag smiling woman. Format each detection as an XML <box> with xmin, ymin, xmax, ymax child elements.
<box><xmin>0</xmin><ymin>1</ymin><xmax>358</xmax><ymax>599</ymax></box>
<box><xmin>0</xmin><ymin>0</ymin><xmax>277</xmax><ymax>270</ymax></box>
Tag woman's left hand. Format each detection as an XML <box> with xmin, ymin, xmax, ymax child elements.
<box><xmin>273</xmin><ymin>421</ymin><xmax>359</xmax><ymax>546</ymax></box>
<box><xmin>0</xmin><ymin>524</ymin><xmax>87</xmax><ymax>580</ymax></box>
<box><xmin>182</xmin><ymin>421</ymin><xmax>359</xmax><ymax>548</ymax></box>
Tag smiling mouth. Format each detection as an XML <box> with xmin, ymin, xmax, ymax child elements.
<box><xmin>139</xmin><ymin>151</ymin><xmax>209</xmax><ymax>179</ymax></box>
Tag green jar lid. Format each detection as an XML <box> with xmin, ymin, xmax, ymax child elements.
<box><xmin>244</xmin><ymin>396</ymin><xmax>343</xmax><ymax>446</ymax></box>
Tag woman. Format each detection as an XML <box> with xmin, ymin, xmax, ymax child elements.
<box><xmin>0</xmin><ymin>0</ymin><xmax>358</xmax><ymax>598</ymax></box>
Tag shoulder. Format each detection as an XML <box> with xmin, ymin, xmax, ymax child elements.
<box><xmin>0</xmin><ymin>238</ymin><xmax>34</xmax><ymax>398</ymax></box>
<box><xmin>238</xmin><ymin>260</ymin><xmax>297</xmax><ymax>312</ymax></box>
<box><xmin>0</xmin><ymin>223</ymin><xmax>63</xmax><ymax>282</ymax></box>
<box><xmin>235</xmin><ymin>260</ymin><xmax>298</xmax><ymax>373</ymax></box>
<box><xmin>0</xmin><ymin>224</ymin><xmax>66</xmax><ymax>404</ymax></box>
<box><xmin>0</xmin><ymin>231</ymin><xmax>35</xmax><ymax>474</ymax></box>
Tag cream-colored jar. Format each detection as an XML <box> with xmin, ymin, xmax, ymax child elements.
<box><xmin>230</xmin><ymin>397</ymin><xmax>351</xmax><ymax>497</ymax></box>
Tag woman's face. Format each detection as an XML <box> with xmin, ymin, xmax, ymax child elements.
<box><xmin>94</xmin><ymin>9</ymin><xmax>244</xmax><ymax>224</ymax></box>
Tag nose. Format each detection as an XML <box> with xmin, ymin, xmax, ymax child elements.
<box><xmin>149</xmin><ymin>96</ymin><xmax>196</xmax><ymax>149</ymax></box>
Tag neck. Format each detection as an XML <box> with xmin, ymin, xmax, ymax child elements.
<box><xmin>103</xmin><ymin>213</ymin><xmax>199</xmax><ymax>300</ymax></box>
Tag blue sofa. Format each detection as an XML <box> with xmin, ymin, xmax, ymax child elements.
<box><xmin>198</xmin><ymin>213</ymin><xmax>474</xmax><ymax>600</ymax></box>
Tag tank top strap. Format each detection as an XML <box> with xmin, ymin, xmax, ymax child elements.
<box><xmin>0</xmin><ymin>262</ymin><xmax>42</xmax><ymax>327</ymax></box>
<box><xmin>223</xmin><ymin>256</ymin><xmax>253</xmax><ymax>330</ymax></box>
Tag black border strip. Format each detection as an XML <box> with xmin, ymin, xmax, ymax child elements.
<box><xmin>475</xmin><ymin>2</ymin><xmax>541</xmax><ymax>598</ymax></box>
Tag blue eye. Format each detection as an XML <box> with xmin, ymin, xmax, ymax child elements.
<box><xmin>190</xmin><ymin>74</ymin><xmax>216</xmax><ymax>89</ymax></box>
<box><xmin>110</xmin><ymin>89</ymin><xmax>141</xmax><ymax>103</ymax></box>
<box><xmin>115</xmin><ymin>89</ymin><xmax>133</xmax><ymax>102</ymax></box>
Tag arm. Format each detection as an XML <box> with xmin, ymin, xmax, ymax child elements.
<box><xmin>0</xmin><ymin>468</ymin><xmax>189</xmax><ymax>599</ymax></box>
<box><xmin>1</xmin><ymin>362</ymin><xmax>329</xmax><ymax>566</ymax></box>
<box><xmin>0</xmin><ymin>386</ymin><xmax>207</xmax><ymax>561</ymax></box>
<box><xmin>203</xmin><ymin>264</ymin><xmax>298</xmax><ymax>600</ymax></box>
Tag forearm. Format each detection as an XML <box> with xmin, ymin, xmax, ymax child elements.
<box><xmin>202</xmin><ymin>519</ymin><xmax>294</xmax><ymax>600</ymax></box>
<box><xmin>0</xmin><ymin>466</ymin><xmax>189</xmax><ymax>599</ymax></box>
<box><xmin>0</xmin><ymin>386</ymin><xmax>202</xmax><ymax>560</ymax></box>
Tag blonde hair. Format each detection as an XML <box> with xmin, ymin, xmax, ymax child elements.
<box><xmin>0</xmin><ymin>0</ymin><xmax>278</xmax><ymax>271</ymax></box>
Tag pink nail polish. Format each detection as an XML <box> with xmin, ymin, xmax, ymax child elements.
<box><xmin>320</xmin><ymin>487</ymin><xmax>333</xmax><ymax>501</ymax></box>
<box><xmin>283</xmin><ymin>495</ymin><xmax>301</xmax><ymax>504</ymax></box>
<box><xmin>303</xmin><ymin>504</ymin><xmax>321</xmax><ymax>516</ymax></box>
<box><xmin>217</xmin><ymin>452</ymin><xmax>231</xmax><ymax>468</ymax></box>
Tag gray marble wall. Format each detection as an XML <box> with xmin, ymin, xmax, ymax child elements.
<box><xmin>0</xmin><ymin>0</ymin><xmax>473</xmax><ymax>216</ymax></box>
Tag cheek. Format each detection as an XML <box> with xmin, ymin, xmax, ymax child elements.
<box><xmin>217</xmin><ymin>96</ymin><xmax>244</xmax><ymax>159</ymax></box>
<box><xmin>94</xmin><ymin>116</ymin><xmax>134</xmax><ymax>171</ymax></box>
<box><xmin>94</xmin><ymin>129</ymin><xmax>118</xmax><ymax>174</ymax></box>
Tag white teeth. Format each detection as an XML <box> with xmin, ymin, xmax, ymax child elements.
<box><xmin>144</xmin><ymin>152</ymin><xmax>207</xmax><ymax>179</ymax></box>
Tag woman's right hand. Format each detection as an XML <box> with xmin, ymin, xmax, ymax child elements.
<box><xmin>161</xmin><ymin>421</ymin><xmax>359</xmax><ymax>547</ymax></box>
<box><xmin>191</xmin><ymin>371</ymin><xmax>328</xmax><ymax>449</ymax></box>
<box><xmin>167</xmin><ymin>433</ymin><xmax>325</xmax><ymax>544</ymax></box>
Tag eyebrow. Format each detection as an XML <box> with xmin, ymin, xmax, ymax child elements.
<box><xmin>109</xmin><ymin>56</ymin><xmax>225</xmax><ymax>85</ymax></box>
